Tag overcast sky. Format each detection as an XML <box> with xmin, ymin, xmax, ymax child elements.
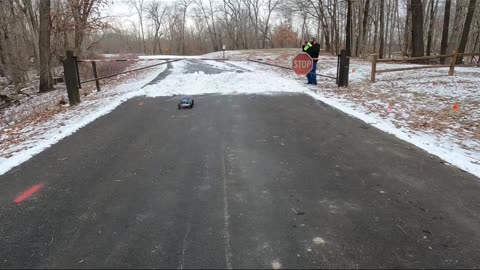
<box><xmin>102</xmin><ymin>0</ymin><xmax>136</xmax><ymax>27</ymax></box>
<box><xmin>103</xmin><ymin>0</ymin><xmax>177</xmax><ymax>28</ymax></box>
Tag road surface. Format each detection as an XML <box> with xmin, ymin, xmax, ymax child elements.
<box><xmin>1</xmin><ymin>61</ymin><xmax>480</xmax><ymax>268</ymax></box>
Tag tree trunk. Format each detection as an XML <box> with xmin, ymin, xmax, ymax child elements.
<box><xmin>440</xmin><ymin>0</ymin><xmax>451</xmax><ymax>63</ymax></box>
<box><xmin>346</xmin><ymin>0</ymin><xmax>352</xmax><ymax>56</ymax></box>
<box><xmin>388</xmin><ymin>0</ymin><xmax>398</xmax><ymax>57</ymax></box>
<box><xmin>182</xmin><ymin>8</ymin><xmax>187</xmax><ymax>54</ymax></box>
<box><xmin>410</xmin><ymin>0</ymin><xmax>425</xmax><ymax>57</ymax></box>
<box><xmin>457</xmin><ymin>0</ymin><xmax>477</xmax><ymax>63</ymax></box>
<box><xmin>361</xmin><ymin>0</ymin><xmax>370</xmax><ymax>55</ymax></box>
<box><xmin>471</xmin><ymin>28</ymin><xmax>479</xmax><ymax>63</ymax></box>
<box><xmin>0</xmin><ymin>0</ymin><xmax>26</xmax><ymax>91</ymax></box>
<box><xmin>73</xmin><ymin>7</ymin><xmax>83</xmax><ymax>56</ymax></box>
<box><xmin>379</xmin><ymin>0</ymin><xmax>385</xmax><ymax>58</ymax></box>
<box><xmin>426</xmin><ymin>0</ymin><xmax>435</xmax><ymax>56</ymax></box>
<box><xmin>447</xmin><ymin>0</ymin><xmax>467</xmax><ymax>56</ymax></box>
<box><xmin>39</xmin><ymin>0</ymin><xmax>52</xmax><ymax>92</ymax></box>
<box><xmin>355</xmin><ymin>0</ymin><xmax>363</xmax><ymax>56</ymax></box>
<box><xmin>396</xmin><ymin>0</ymin><xmax>403</xmax><ymax>53</ymax></box>
<box><xmin>404</xmin><ymin>0</ymin><xmax>412</xmax><ymax>55</ymax></box>
<box><xmin>333</xmin><ymin>0</ymin><xmax>339</xmax><ymax>54</ymax></box>
<box><xmin>140</xmin><ymin>18</ymin><xmax>146</xmax><ymax>55</ymax></box>
<box><xmin>385</xmin><ymin>0</ymin><xmax>391</xmax><ymax>57</ymax></box>
<box><xmin>20</xmin><ymin>0</ymin><xmax>40</xmax><ymax>69</ymax></box>
<box><xmin>373</xmin><ymin>5</ymin><xmax>379</xmax><ymax>52</ymax></box>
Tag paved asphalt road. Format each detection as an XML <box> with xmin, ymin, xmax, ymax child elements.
<box><xmin>1</xmin><ymin>61</ymin><xmax>480</xmax><ymax>269</ymax></box>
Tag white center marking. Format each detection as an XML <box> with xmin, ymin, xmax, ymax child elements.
<box><xmin>178</xmin><ymin>223</ymin><xmax>191</xmax><ymax>269</ymax></box>
<box><xmin>221</xmin><ymin>146</ymin><xmax>233</xmax><ymax>269</ymax></box>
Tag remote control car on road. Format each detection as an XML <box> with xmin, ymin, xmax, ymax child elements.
<box><xmin>178</xmin><ymin>96</ymin><xmax>194</xmax><ymax>109</ymax></box>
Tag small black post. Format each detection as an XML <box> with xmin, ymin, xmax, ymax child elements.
<box><xmin>91</xmin><ymin>61</ymin><xmax>100</xmax><ymax>91</ymax></box>
<box><xmin>74</xmin><ymin>56</ymin><xmax>82</xmax><ymax>89</ymax></box>
<box><xmin>337</xmin><ymin>49</ymin><xmax>350</xmax><ymax>87</ymax></box>
<box><xmin>336</xmin><ymin>53</ymin><xmax>341</xmax><ymax>85</ymax></box>
<box><xmin>63</xmin><ymin>50</ymin><xmax>80</xmax><ymax>105</ymax></box>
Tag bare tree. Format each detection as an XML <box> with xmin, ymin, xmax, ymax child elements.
<box><xmin>440</xmin><ymin>0</ymin><xmax>451</xmax><ymax>63</ymax></box>
<box><xmin>361</xmin><ymin>0</ymin><xmax>370</xmax><ymax>56</ymax></box>
<box><xmin>195</xmin><ymin>0</ymin><xmax>220</xmax><ymax>51</ymax></box>
<box><xmin>447</xmin><ymin>0</ymin><xmax>468</xmax><ymax>56</ymax></box>
<box><xmin>15</xmin><ymin>0</ymin><xmax>40</xmax><ymax>67</ymax></box>
<box><xmin>129</xmin><ymin>0</ymin><xmax>147</xmax><ymax>54</ymax></box>
<box><xmin>379</xmin><ymin>0</ymin><xmax>385</xmax><ymax>58</ymax></box>
<box><xmin>0</xmin><ymin>0</ymin><xmax>27</xmax><ymax>91</ymax></box>
<box><xmin>180</xmin><ymin>0</ymin><xmax>193</xmax><ymax>54</ymax></box>
<box><xmin>345</xmin><ymin>0</ymin><xmax>352</xmax><ymax>55</ymax></box>
<box><xmin>261</xmin><ymin>0</ymin><xmax>280</xmax><ymax>48</ymax></box>
<box><xmin>404</xmin><ymin>0</ymin><xmax>412</xmax><ymax>55</ymax></box>
<box><xmin>147</xmin><ymin>1</ymin><xmax>168</xmax><ymax>54</ymax></box>
<box><xmin>410</xmin><ymin>0</ymin><xmax>425</xmax><ymax>57</ymax></box>
<box><xmin>457</xmin><ymin>0</ymin><xmax>477</xmax><ymax>63</ymax></box>
<box><xmin>425</xmin><ymin>0</ymin><xmax>436</xmax><ymax>56</ymax></box>
<box><xmin>39</xmin><ymin>0</ymin><xmax>52</xmax><ymax>92</ymax></box>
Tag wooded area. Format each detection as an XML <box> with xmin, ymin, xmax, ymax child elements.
<box><xmin>0</xmin><ymin>0</ymin><xmax>479</xmax><ymax>94</ymax></box>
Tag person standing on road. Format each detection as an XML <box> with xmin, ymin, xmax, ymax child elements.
<box><xmin>303</xmin><ymin>37</ymin><xmax>320</xmax><ymax>85</ymax></box>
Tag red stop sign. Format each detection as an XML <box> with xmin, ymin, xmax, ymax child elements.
<box><xmin>292</xmin><ymin>53</ymin><xmax>313</xmax><ymax>75</ymax></box>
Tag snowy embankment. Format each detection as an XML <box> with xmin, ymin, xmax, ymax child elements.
<box><xmin>1</xmin><ymin>50</ymin><xmax>479</xmax><ymax>179</ymax></box>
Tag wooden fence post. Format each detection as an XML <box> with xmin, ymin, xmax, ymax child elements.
<box><xmin>91</xmin><ymin>61</ymin><xmax>101</xmax><ymax>92</ymax></box>
<box><xmin>449</xmin><ymin>50</ymin><xmax>457</xmax><ymax>76</ymax></box>
<box><xmin>337</xmin><ymin>49</ymin><xmax>350</xmax><ymax>87</ymax></box>
<box><xmin>371</xmin><ymin>54</ymin><xmax>377</xmax><ymax>82</ymax></box>
<box><xmin>62</xmin><ymin>50</ymin><xmax>80</xmax><ymax>105</ymax></box>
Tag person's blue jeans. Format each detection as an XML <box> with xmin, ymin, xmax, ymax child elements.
<box><xmin>306</xmin><ymin>62</ymin><xmax>317</xmax><ymax>84</ymax></box>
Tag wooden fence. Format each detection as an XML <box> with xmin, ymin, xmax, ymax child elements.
<box><xmin>370</xmin><ymin>51</ymin><xmax>480</xmax><ymax>82</ymax></box>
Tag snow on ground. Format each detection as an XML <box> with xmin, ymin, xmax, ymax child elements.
<box><xmin>142</xmin><ymin>61</ymin><xmax>302</xmax><ymax>96</ymax></box>
<box><xmin>1</xmin><ymin>49</ymin><xmax>479</xmax><ymax>179</ymax></box>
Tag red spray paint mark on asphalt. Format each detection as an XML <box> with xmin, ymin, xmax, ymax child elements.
<box><xmin>14</xmin><ymin>184</ymin><xmax>44</xmax><ymax>203</ymax></box>
<box><xmin>138</xmin><ymin>101</ymin><xmax>144</xmax><ymax>106</ymax></box>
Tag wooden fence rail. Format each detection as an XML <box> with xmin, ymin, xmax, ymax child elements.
<box><xmin>370</xmin><ymin>51</ymin><xmax>480</xmax><ymax>82</ymax></box>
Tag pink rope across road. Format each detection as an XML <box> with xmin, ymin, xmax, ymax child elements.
<box><xmin>254</xmin><ymin>57</ymin><xmax>336</xmax><ymax>61</ymax></box>
<box><xmin>77</xmin><ymin>59</ymin><xmax>143</xmax><ymax>62</ymax></box>
<box><xmin>76</xmin><ymin>58</ymin><xmax>226</xmax><ymax>62</ymax></box>
<box><xmin>76</xmin><ymin>57</ymin><xmax>338</xmax><ymax>63</ymax></box>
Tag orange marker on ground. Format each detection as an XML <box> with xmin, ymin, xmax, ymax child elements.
<box><xmin>14</xmin><ymin>184</ymin><xmax>44</xmax><ymax>203</ymax></box>
<box><xmin>453</xmin><ymin>104</ymin><xmax>459</xmax><ymax>111</ymax></box>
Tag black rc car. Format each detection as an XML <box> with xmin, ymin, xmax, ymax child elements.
<box><xmin>178</xmin><ymin>96</ymin><xmax>194</xmax><ymax>109</ymax></box>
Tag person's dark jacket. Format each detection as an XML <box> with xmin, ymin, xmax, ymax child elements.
<box><xmin>305</xmin><ymin>42</ymin><xmax>320</xmax><ymax>62</ymax></box>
